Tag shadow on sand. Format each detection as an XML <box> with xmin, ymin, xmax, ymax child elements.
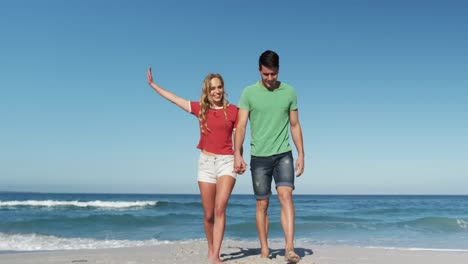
<box><xmin>221</xmin><ymin>246</ymin><xmax>314</xmax><ymax>263</ymax></box>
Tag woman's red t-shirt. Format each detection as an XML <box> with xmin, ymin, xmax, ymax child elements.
<box><xmin>189</xmin><ymin>101</ymin><xmax>238</xmax><ymax>155</ymax></box>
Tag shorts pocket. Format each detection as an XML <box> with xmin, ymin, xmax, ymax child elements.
<box><xmin>198</xmin><ymin>154</ymin><xmax>211</xmax><ymax>166</ymax></box>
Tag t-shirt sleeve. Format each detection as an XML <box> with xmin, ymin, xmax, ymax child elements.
<box><xmin>289</xmin><ymin>87</ymin><xmax>298</xmax><ymax>111</ymax></box>
<box><xmin>238</xmin><ymin>89</ymin><xmax>250</xmax><ymax>110</ymax></box>
<box><xmin>232</xmin><ymin>106</ymin><xmax>239</xmax><ymax>129</ymax></box>
<box><xmin>189</xmin><ymin>101</ymin><xmax>200</xmax><ymax>116</ymax></box>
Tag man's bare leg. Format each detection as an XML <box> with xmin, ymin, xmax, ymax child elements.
<box><xmin>277</xmin><ymin>186</ymin><xmax>300</xmax><ymax>262</ymax></box>
<box><xmin>256</xmin><ymin>199</ymin><xmax>270</xmax><ymax>258</ymax></box>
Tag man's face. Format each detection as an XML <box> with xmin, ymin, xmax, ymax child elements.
<box><xmin>259</xmin><ymin>65</ymin><xmax>279</xmax><ymax>89</ymax></box>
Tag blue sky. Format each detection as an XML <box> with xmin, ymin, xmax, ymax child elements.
<box><xmin>1</xmin><ymin>0</ymin><xmax>467</xmax><ymax>194</ymax></box>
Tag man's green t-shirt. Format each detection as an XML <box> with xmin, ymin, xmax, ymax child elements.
<box><xmin>239</xmin><ymin>81</ymin><xmax>298</xmax><ymax>157</ymax></box>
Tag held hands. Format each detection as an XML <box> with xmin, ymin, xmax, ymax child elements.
<box><xmin>234</xmin><ymin>154</ymin><xmax>303</xmax><ymax>176</ymax></box>
<box><xmin>234</xmin><ymin>154</ymin><xmax>247</xmax><ymax>174</ymax></box>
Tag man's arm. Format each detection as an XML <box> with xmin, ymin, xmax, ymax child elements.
<box><xmin>290</xmin><ymin>110</ymin><xmax>304</xmax><ymax>176</ymax></box>
<box><xmin>234</xmin><ymin>109</ymin><xmax>249</xmax><ymax>174</ymax></box>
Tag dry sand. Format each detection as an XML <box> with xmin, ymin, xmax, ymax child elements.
<box><xmin>1</xmin><ymin>240</ymin><xmax>467</xmax><ymax>264</ymax></box>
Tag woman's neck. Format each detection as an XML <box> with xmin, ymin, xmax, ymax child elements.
<box><xmin>210</xmin><ymin>104</ymin><xmax>224</xmax><ymax>109</ymax></box>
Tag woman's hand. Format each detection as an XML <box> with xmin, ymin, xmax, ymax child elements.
<box><xmin>147</xmin><ymin>67</ymin><xmax>154</xmax><ymax>84</ymax></box>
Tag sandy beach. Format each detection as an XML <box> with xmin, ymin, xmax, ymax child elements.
<box><xmin>1</xmin><ymin>240</ymin><xmax>468</xmax><ymax>264</ymax></box>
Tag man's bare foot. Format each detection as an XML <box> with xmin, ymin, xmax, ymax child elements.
<box><xmin>284</xmin><ymin>250</ymin><xmax>301</xmax><ymax>263</ymax></box>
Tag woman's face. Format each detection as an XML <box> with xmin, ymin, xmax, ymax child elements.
<box><xmin>209</xmin><ymin>77</ymin><xmax>224</xmax><ymax>106</ymax></box>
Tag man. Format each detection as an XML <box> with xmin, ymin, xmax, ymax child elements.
<box><xmin>234</xmin><ymin>50</ymin><xmax>305</xmax><ymax>263</ymax></box>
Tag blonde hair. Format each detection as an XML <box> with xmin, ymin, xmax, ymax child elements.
<box><xmin>198</xmin><ymin>73</ymin><xmax>229</xmax><ymax>134</ymax></box>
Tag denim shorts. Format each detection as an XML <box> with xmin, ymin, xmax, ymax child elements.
<box><xmin>250</xmin><ymin>151</ymin><xmax>295</xmax><ymax>199</ymax></box>
<box><xmin>197</xmin><ymin>153</ymin><xmax>237</xmax><ymax>184</ymax></box>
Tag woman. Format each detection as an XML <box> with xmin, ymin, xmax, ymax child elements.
<box><xmin>147</xmin><ymin>67</ymin><xmax>238</xmax><ymax>264</ymax></box>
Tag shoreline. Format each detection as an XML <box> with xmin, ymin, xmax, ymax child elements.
<box><xmin>1</xmin><ymin>240</ymin><xmax>468</xmax><ymax>264</ymax></box>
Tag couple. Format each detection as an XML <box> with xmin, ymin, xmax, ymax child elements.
<box><xmin>147</xmin><ymin>50</ymin><xmax>305</xmax><ymax>264</ymax></box>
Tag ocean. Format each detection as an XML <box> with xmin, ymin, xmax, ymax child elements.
<box><xmin>1</xmin><ymin>192</ymin><xmax>467</xmax><ymax>252</ymax></box>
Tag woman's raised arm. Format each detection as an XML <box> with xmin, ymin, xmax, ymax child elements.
<box><xmin>147</xmin><ymin>67</ymin><xmax>190</xmax><ymax>112</ymax></box>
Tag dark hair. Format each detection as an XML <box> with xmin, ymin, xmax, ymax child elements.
<box><xmin>259</xmin><ymin>50</ymin><xmax>279</xmax><ymax>70</ymax></box>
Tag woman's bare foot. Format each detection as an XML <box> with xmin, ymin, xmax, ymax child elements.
<box><xmin>260</xmin><ymin>247</ymin><xmax>270</xmax><ymax>258</ymax></box>
<box><xmin>209</xmin><ymin>257</ymin><xmax>224</xmax><ymax>264</ymax></box>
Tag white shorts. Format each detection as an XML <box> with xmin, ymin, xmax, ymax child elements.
<box><xmin>197</xmin><ymin>153</ymin><xmax>237</xmax><ymax>183</ymax></box>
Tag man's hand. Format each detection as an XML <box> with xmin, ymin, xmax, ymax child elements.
<box><xmin>295</xmin><ymin>155</ymin><xmax>304</xmax><ymax>177</ymax></box>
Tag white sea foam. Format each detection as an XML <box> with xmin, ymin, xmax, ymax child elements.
<box><xmin>0</xmin><ymin>200</ymin><xmax>157</xmax><ymax>208</ymax></box>
<box><xmin>456</xmin><ymin>219</ymin><xmax>468</xmax><ymax>230</ymax></box>
<box><xmin>0</xmin><ymin>233</ymin><xmax>172</xmax><ymax>251</ymax></box>
<box><xmin>366</xmin><ymin>246</ymin><xmax>468</xmax><ymax>252</ymax></box>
